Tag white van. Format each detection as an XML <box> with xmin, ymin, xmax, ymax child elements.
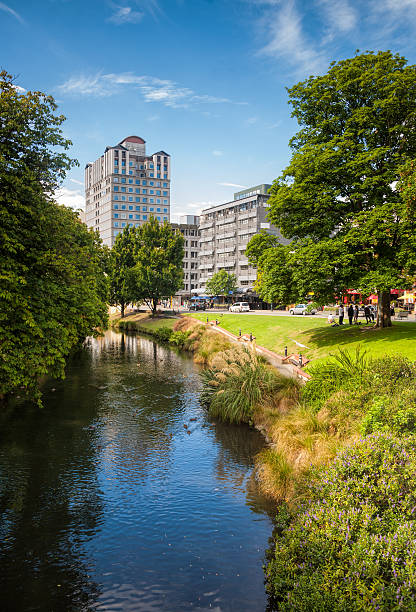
<box><xmin>229</xmin><ymin>302</ymin><xmax>250</xmax><ymax>312</ymax></box>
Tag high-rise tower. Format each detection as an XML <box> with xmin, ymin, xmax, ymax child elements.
<box><xmin>85</xmin><ymin>136</ymin><xmax>171</xmax><ymax>247</ymax></box>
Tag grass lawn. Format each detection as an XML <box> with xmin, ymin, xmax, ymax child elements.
<box><xmin>189</xmin><ymin>313</ymin><xmax>416</xmax><ymax>366</ymax></box>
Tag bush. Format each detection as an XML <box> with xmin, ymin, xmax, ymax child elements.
<box><xmin>168</xmin><ymin>330</ymin><xmax>191</xmax><ymax>348</ymax></box>
<box><xmin>153</xmin><ymin>327</ymin><xmax>174</xmax><ymax>343</ymax></box>
<box><xmin>265</xmin><ymin>433</ymin><xmax>416</xmax><ymax>611</ymax></box>
<box><xmin>201</xmin><ymin>346</ymin><xmax>299</xmax><ymax>424</ymax></box>
<box><xmin>361</xmin><ymin>390</ymin><xmax>416</xmax><ymax>436</ymax></box>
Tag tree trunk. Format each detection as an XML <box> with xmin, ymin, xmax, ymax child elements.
<box><xmin>152</xmin><ymin>297</ymin><xmax>158</xmax><ymax>316</ymax></box>
<box><xmin>377</xmin><ymin>291</ymin><xmax>392</xmax><ymax>327</ymax></box>
<box><xmin>121</xmin><ymin>302</ymin><xmax>125</xmax><ymax>318</ymax></box>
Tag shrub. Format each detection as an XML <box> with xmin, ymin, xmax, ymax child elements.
<box><xmin>265</xmin><ymin>433</ymin><xmax>416</xmax><ymax>611</ymax></box>
<box><xmin>153</xmin><ymin>327</ymin><xmax>174</xmax><ymax>343</ymax></box>
<box><xmin>168</xmin><ymin>330</ymin><xmax>191</xmax><ymax>348</ymax></box>
<box><xmin>361</xmin><ymin>390</ymin><xmax>416</xmax><ymax>436</ymax></box>
<box><xmin>201</xmin><ymin>346</ymin><xmax>299</xmax><ymax>424</ymax></box>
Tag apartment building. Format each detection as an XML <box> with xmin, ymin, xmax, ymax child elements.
<box><xmin>85</xmin><ymin>136</ymin><xmax>171</xmax><ymax>247</ymax></box>
<box><xmin>198</xmin><ymin>184</ymin><xmax>288</xmax><ymax>295</ymax></box>
<box><xmin>171</xmin><ymin>215</ymin><xmax>200</xmax><ymax>303</ymax></box>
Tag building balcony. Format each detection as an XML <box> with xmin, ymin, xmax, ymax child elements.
<box><xmin>239</xmin><ymin>211</ymin><xmax>257</xmax><ymax>221</ymax></box>
<box><xmin>199</xmin><ymin>263</ymin><xmax>214</xmax><ymax>270</ymax></box>
<box><xmin>200</xmin><ymin>249</ymin><xmax>214</xmax><ymax>256</ymax></box>
<box><xmin>199</xmin><ymin>222</ymin><xmax>214</xmax><ymax>230</ymax></box>
<box><xmin>238</xmin><ymin>274</ymin><xmax>257</xmax><ymax>282</ymax></box>
<box><xmin>217</xmin><ymin>247</ymin><xmax>235</xmax><ymax>255</ymax></box>
<box><xmin>217</xmin><ymin>261</ymin><xmax>236</xmax><ymax>269</ymax></box>
<box><xmin>238</xmin><ymin>228</ymin><xmax>257</xmax><ymax>236</ymax></box>
<box><xmin>216</xmin><ymin>231</ymin><xmax>236</xmax><ymax>240</ymax></box>
<box><xmin>216</xmin><ymin>215</ymin><xmax>236</xmax><ymax>226</ymax></box>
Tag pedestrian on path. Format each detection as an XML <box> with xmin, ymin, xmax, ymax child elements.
<box><xmin>338</xmin><ymin>304</ymin><xmax>344</xmax><ymax>325</ymax></box>
<box><xmin>348</xmin><ymin>304</ymin><xmax>354</xmax><ymax>325</ymax></box>
<box><xmin>364</xmin><ymin>305</ymin><xmax>371</xmax><ymax>324</ymax></box>
<box><xmin>354</xmin><ymin>304</ymin><xmax>359</xmax><ymax>324</ymax></box>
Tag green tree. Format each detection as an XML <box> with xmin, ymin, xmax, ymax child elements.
<box><xmin>0</xmin><ymin>71</ymin><xmax>108</xmax><ymax>403</ymax></box>
<box><xmin>128</xmin><ymin>217</ymin><xmax>184</xmax><ymax>315</ymax></box>
<box><xmin>256</xmin><ymin>51</ymin><xmax>416</xmax><ymax>327</ymax></box>
<box><xmin>205</xmin><ymin>269</ymin><xmax>237</xmax><ymax>297</ymax></box>
<box><xmin>109</xmin><ymin>226</ymin><xmax>137</xmax><ymax>318</ymax></box>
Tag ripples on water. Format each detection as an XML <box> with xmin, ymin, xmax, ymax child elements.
<box><xmin>0</xmin><ymin>330</ymin><xmax>275</xmax><ymax>611</ymax></box>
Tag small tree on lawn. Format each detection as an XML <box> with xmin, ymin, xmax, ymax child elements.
<box><xmin>205</xmin><ymin>269</ymin><xmax>237</xmax><ymax>297</ymax></box>
<box><xmin>129</xmin><ymin>217</ymin><xmax>184</xmax><ymax>315</ymax></box>
<box><xmin>255</xmin><ymin>51</ymin><xmax>416</xmax><ymax>327</ymax></box>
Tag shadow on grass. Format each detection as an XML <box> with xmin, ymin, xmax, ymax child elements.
<box><xmin>304</xmin><ymin>321</ymin><xmax>416</xmax><ymax>355</ymax></box>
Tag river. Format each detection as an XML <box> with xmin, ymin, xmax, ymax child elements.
<box><xmin>0</xmin><ymin>330</ymin><xmax>275</xmax><ymax>611</ymax></box>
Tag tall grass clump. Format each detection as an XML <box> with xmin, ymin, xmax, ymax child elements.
<box><xmin>201</xmin><ymin>346</ymin><xmax>299</xmax><ymax>424</ymax></box>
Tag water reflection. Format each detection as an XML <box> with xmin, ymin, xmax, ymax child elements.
<box><xmin>0</xmin><ymin>330</ymin><xmax>274</xmax><ymax>611</ymax></box>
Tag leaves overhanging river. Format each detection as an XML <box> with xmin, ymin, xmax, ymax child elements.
<box><xmin>0</xmin><ymin>329</ymin><xmax>275</xmax><ymax>611</ymax></box>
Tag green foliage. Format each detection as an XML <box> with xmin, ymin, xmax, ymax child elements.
<box><xmin>245</xmin><ymin>231</ymin><xmax>281</xmax><ymax>267</ymax></box>
<box><xmin>109</xmin><ymin>227</ymin><xmax>137</xmax><ymax>317</ymax></box>
<box><xmin>201</xmin><ymin>346</ymin><xmax>299</xmax><ymax>424</ymax></box>
<box><xmin>153</xmin><ymin>327</ymin><xmax>174</xmax><ymax>343</ymax></box>
<box><xmin>362</xmin><ymin>391</ymin><xmax>416</xmax><ymax>436</ymax></box>
<box><xmin>0</xmin><ymin>71</ymin><xmax>108</xmax><ymax>403</ymax></box>
<box><xmin>254</xmin><ymin>51</ymin><xmax>416</xmax><ymax>325</ymax></box>
<box><xmin>168</xmin><ymin>330</ymin><xmax>191</xmax><ymax>347</ymax></box>
<box><xmin>265</xmin><ymin>433</ymin><xmax>416</xmax><ymax>611</ymax></box>
<box><xmin>128</xmin><ymin>217</ymin><xmax>184</xmax><ymax>314</ymax></box>
<box><xmin>205</xmin><ymin>269</ymin><xmax>237</xmax><ymax>297</ymax></box>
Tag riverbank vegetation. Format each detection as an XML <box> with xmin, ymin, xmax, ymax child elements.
<box><xmin>0</xmin><ymin>72</ymin><xmax>108</xmax><ymax>404</ymax></box>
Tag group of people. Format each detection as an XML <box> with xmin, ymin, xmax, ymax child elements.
<box><xmin>328</xmin><ymin>303</ymin><xmax>382</xmax><ymax>326</ymax></box>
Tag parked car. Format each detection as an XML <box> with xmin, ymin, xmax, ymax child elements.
<box><xmin>229</xmin><ymin>302</ymin><xmax>250</xmax><ymax>313</ymax></box>
<box><xmin>189</xmin><ymin>302</ymin><xmax>206</xmax><ymax>311</ymax></box>
<box><xmin>289</xmin><ymin>303</ymin><xmax>316</xmax><ymax>315</ymax></box>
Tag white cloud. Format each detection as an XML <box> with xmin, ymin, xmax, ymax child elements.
<box><xmin>69</xmin><ymin>178</ymin><xmax>83</xmax><ymax>186</ymax></box>
<box><xmin>57</xmin><ymin>72</ymin><xmax>247</xmax><ymax>108</ymax></box>
<box><xmin>212</xmin><ymin>150</ymin><xmax>224</xmax><ymax>156</ymax></box>
<box><xmin>55</xmin><ymin>187</ymin><xmax>85</xmax><ymax>211</ymax></box>
<box><xmin>108</xmin><ymin>6</ymin><xmax>144</xmax><ymax>24</ymax></box>
<box><xmin>0</xmin><ymin>2</ymin><xmax>24</xmax><ymax>24</ymax></box>
<box><xmin>258</xmin><ymin>0</ymin><xmax>326</xmax><ymax>75</ymax></box>
<box><xmin>317</xmin><ymin>0</ymin><xmax>357</xmax><ymax>34</ymax></box>
<box><xmin>147</xmin><ymin>114</ymin><xmax>160</xmax><ymax>121</ymax></box>
<box><xmin>245</xmin><ymin>116</ymin><xmax>258</xmax><ymax>125</ymax></box>
<box><xmin>171</xmin><ymin>200</ymin><xmax>222</xmax><ymax>221</ymax></box>
<box><xmin>218</xmin><ymin>182</ymin><xmax>248</xmax><ymax>189</ymax></box>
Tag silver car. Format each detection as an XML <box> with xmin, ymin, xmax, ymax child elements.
<box><xmin>289</xmin><ymin>303</ymin><xmax>316</xmax><ymax>315</ymax></box>
<box><xmin>229</xmin><ymin>302</ymin><xmax>250</xmax><ymax>313</ymax></box>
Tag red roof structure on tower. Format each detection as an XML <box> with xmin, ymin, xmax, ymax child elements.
<box><xmin>120</xmin><ymin>135</ymin><xmax>146</xmax><ymax>145</ymax></box>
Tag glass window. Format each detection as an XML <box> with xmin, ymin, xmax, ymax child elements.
<box><xmin>149</xmin><ymin>190</ymin><xmax>154</xmax><ymax>195</ymax></box>
<box><xmin>150</xmin><ymin>173</ymin><xmax>154</xmax><ymax>177</ymax></box>
<box><xmin>135</xmin><ymin>214</ymin><xmax>140</xmax><ymax>220</ymax></box>
<box><xmin>163</xmin><ymin>208</ymin><xmax>168</xmax><ymax>213</ymax></box>
<box><xmin>142</xmin><ymin>206</ymin><xmax>147</xmax><ymax>211</ymax></box>
<box><xmin>156</xmin><ymin>190</ymin><xmax>161</xmax><ymax>196</ymax></box>
<box><xmin>157</xmin><ymin>199</ymin><xmax>161</xmax><ymax>204</ymax></box>
<box><xmin>163</xmin><ymin>191</ymin><xmax>167</xmax><ymax>196</ymax></box>
<box><xmin>128</xmin><ymin>205</ymin><xmax>133</xmax><ymax>210</ymax></box>
<box><xmin>114</xmin><ymin>159</ymin><xmax>118</xmax><ymax>165</ymax></box>
<box><xmin>140</xmin><ymin>164</ymin><xmax>144</xmax><ymax>169</ymax></box>
<box><xmin>129</xmin><ymin>179</ymin><xmax>133</xmax><ymax>184</ymax></box>
<box><xmin>135</xmin><ymin>205</ymin><xmax>140</xmax><ymax>209</ymax></box>
<box><xmin>114</xmin><ymin>186</ymin><xmax>119</xmax><ymax>192</ymax></box>
<box><xmin>121</xmin><ymin>178</ymin><xmax>126</xmax><ymax>183</ymax></box>
<box><xmin>114</xmin><ymin>195</ymin><xmax>119</xmax><ymax>201</ymax></box>
<box><xmin>129</xmin><ymin>171</ymin><xmax>132</xmax><ymax>175</ymax></box>
<box><xmin>142</xmin><ymin>215</ymin><xmax>147</xmax><ymax>220</ymax></box>
<box><xmin>142</xmin><ymin>189</ymin><xmax>147</xmax><ymax>194</ymax></box>
<box><xmin>135</xmin><ymin>188</ymin><xmax>139</xmax><ymax>194</ymax></box>
<box><xmin>142</xmin><ymin>198</ymin><xmax>147</xmax><ymax>203</ymax></box>
<box><xmin>163</xmin><ymin>200</ymin><xmax>168</xmax><ymax>205</ymax></box>
<box><xmin>164</xmin><ymin>165</ymin><xmax>167</xmax><ymax>171</ymax></box>
<box><xmin>121</xmin><ymin>187</ymin><xmax>126</xmax><ymax>193</ymax></box>
<box><xmin>135</xmin><ymin>197</ymin><xmax>140</xmax><ymax>203</ymax></box>
<box><xmin>149</xmin><ymin>163</ymin><xmax>154</xmax><ymax>169</ymax></box>
<box><xmin>122</xmin><ymin>222</ymin><xmax>126</xmax><ymax>227</ymax></box>
<box><xmin>121</xmin><ymin>196</ymin><xmax>126</xmax><ymax>201</ymax></box>
<box><xmin>114</xmin><ymin>222</ymin><xmax>119</xmax><ymax>227</ymax></box>
<box><xmin>157</xmin><ymin>173</ymin><xmax>160</xmax><ymax>178</ymax></box>
<box><xmin>157</xmin><ymin>207</ymin><xmax>161</xmax><ymax>212</ymax></box>
<box><xmin>114</xmin><ymin>178</ymin><xmax>119</xmax><ymax>183</ymax></box>
<box><xmin>136</xmin><ymin>180</ymin><xmax>140</xmax><ymax>185</ymax></box>
<box><xmin>114</xmin><ymin>213</ymin><xmax>119</xmax><ymax>218</ymax></box>
<box><xmin>121</xmin><ymin>161</ymin><xmax>125</xmax><ymax>166</ymax></box>
<box><xmin>121</xmin><ymin>205</ymin><xmax>126</xmax><ymax>210</ymax></box>
<box><xmin>163</xmin><ymin>183</ymin><xmax>167</xmax><ymax>188</ymax></box>
<box><xmin>149</xmin><ymin>181</ymin><xmax>154</xmax><ymax>186</ymax></box>
<box><xmin>129</xmin><ymin>223</ymin><xmax>133</xmax><ymax>227</ymax></box>
<box><xmin>157</xmin><ymin>216</ymin><xmax>161</xmax><ymax>221</ymax></box>
<box><xmin>142</xmin><ymin>180</ymin><xmax>147</xmax><ymax>186</ymax></box>
<box><xmin>150</xmin><ymin>199</ymin><xmax>154</xmax><ymax>204</ymax></box>
<box><xmin>150</xmin><ymin>207</ymin><xmax>154</xmax><ymax>211</ymax></box>
<box><xmin>164</xmin><ymin>174</ymin><xmax>167</xmax><ymax>179</ymax></box>
<box><xmin>163</xmin><ymin>216</ymin><xmax>167</xmax><ymax>220</ymax></box>
<box><xmin>128</xmin><ymin>197</ymin><xmax>132</xmax><ymax>202</ymax></box>
<box><xmin>128</xmin><ymin>188</ymin><xmax>133</xmax><ymax>193</ymax></box>
<box><xmin>122</xmin><ymin>170</ymin><xmax>126</xmax><ymax>174</ymax></box>
<box><xmin>114</xmin><ymin>204</ymin><xmax>119</xmax><ymax>209</ymax></box>
<box><xmin>129</xmin><ymin>214</ymin><xmax>133</xmax><ymax>219</ymax></box>
<box><xmin>129</xmin><ymin>161</ymin><xmax>133</xmax><ymax>166</ymax></box>
<box><xmin>114</xmin><ymin>168</ymin><xmax>119</xmax><ymax>173</ymax></box>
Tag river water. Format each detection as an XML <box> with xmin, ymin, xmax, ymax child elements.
<box><xmin>0</xmin><ymin>330</ymin><xmax>275</xmax><ymax>611</ymax></box>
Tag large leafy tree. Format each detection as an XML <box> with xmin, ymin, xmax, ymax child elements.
<box><xmin>128</xmin><ymin>217</ymin><xmax>184</xmax><ymax>315</ymax></box>
<box><xmin>0</xmin><ymin>71</ymin><xmax>108</xmax><ymax>403</ymax></box>
<box><xmin>256</xmin><ymin>51</ymin><xmax>416</xmax><ymax>327</ymax></box>
<box><xmin>205</xmin><ymin>269</ymin><xmax>237</xmax><ymax>297</ymax></box>
<box><xmin>109</xmin><ymin>226</ymin><xmax>136</xmax><ymax>318</ymax></box>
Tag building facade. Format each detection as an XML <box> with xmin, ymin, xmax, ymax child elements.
<box><xmin>85</xmin><ymin>136</ymin><xmax>171</xmax><ymax>247</ymax></box>
<box><xmin>198</xmin><ymin>184</ymin><xmax>288</xmax><ymax>295</ymax></box>
<box><xmin>171</xmin><ymin>215</ymin><xmax>200</xmax><ymax>303</ymax></box>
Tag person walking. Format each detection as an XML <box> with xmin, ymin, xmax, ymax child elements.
<box><xmin>338</xmin><ymin>303</ymin><xmax>344</xmax><ymax>325</ymax></box>
<box><xmin>370</xmin><ymin>305</ymin><xmax>375</xmax><ymax>322</ymax></box>
<box><xmin>364</xmin><ymin>304</ymin><xmax>371</xmax><ymax>324</ymax></box>
<box><xmin>354</xmin><ymin>304</ymin><xmax>359</xmax><ymax>324</ymax></box>
<box><xmin>348</xmin><ymin>303</ymin><xmax>354</xmax><ymax>325</ymax></box>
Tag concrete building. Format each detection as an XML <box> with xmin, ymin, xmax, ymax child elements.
<box><xmin>171</xmin><ymin>215</ymin><xmax>200</xmax><ymax>304</ymax></box>
<box><xmin>198</xmin><ymin>184</ymin><xmax>287</xmax><ymax>297</ymax></box>
<box><xmin>85</xmin><ymin>136</ymin><xmax>171</xmax><ymax>247</ymax></box>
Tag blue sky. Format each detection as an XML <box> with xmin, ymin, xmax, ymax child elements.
<box><xmin>2</xmin><ymin>0</ymin><xmax>416</xmax><ymax>220</ymax></box>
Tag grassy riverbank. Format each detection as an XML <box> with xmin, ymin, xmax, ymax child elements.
<box><xmin>190</xmin><ymin>312</ymin><xmax>416</xmax><ymax>366</ymax></box>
